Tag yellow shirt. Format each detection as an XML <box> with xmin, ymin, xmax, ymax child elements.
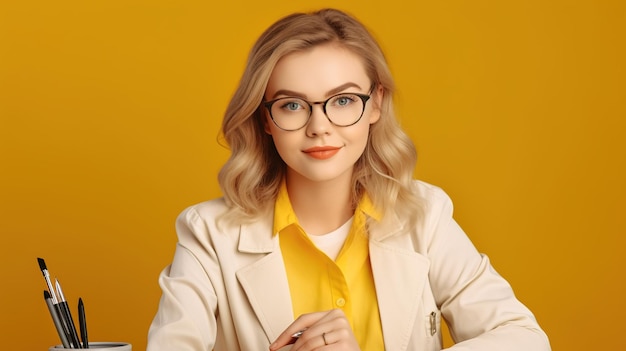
<box><xmin>274</xmin><ymin>183</ymin><xmax>384</xmax><ymax>350</ymax></box>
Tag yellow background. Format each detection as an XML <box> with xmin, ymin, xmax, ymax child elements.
<box><xmin>1</xmin><ymin>0</ymin><xmax>624</xmax><ymax>350</ymax></box>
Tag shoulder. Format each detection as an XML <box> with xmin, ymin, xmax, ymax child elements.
<box><xmin>177</xmin><ymin>197</ymin><xmax>229</xmax><ymax>222</ymax></box>
<box><xmin>408</xmin><ymin>180</ymin><xmax>458</xmax><ymax>245</ymax></box>
<box><xmin>370</xmin><ymin>180</ymin><xmax>455</xmax><ymax>242</ymax></box>
<box><xmin>412</xmin><ymin>180</ymin><xmax>454</xmax><ymax>216</ymax></box>
<box><xmin>412</xmin><ymin>180</ymin><xmax>450</xmax><ymax>201</ymax></box>
<box><xmin>174</xmin><ymin>198</ymin><xmax>233</xmax><ymax>244</ymax></box>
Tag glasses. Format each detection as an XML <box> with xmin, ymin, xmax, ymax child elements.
<box><xmin>263</xmin><ymin>92</ymin><xmax>372</xmax><ymax>131</ymax></box>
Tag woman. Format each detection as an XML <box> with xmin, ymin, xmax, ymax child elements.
<box><xmin>147</xmin><ymin>8</ymin><xmax>551</xmax><ymax>351</ymax></box>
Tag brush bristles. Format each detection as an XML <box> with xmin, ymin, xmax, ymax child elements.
<box><xmin>37</xmin><ymin>257</ymin><xmax>47</xmax><ymax>271</ymax></box>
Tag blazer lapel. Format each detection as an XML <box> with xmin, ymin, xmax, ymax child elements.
<box><xmin>370</xmin><ymin>221</ymin><xmax>430</xmax><ymax>351</ymax></box>
<box><xmin>236</xmin><ymin>219</ymin><xmax>294</xmax><ymax>343</ymax></box>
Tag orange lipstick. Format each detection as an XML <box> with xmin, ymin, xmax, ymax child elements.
<box><xmin>303</xmin><ymin>146</ymin><xmax>341</xmax><ymax>160</ymax></box>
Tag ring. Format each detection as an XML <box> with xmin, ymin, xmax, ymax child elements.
<box><xmin>322</xmin><ymin>332</ymin><xmax>328</xmax><ymax>345</ymax></box>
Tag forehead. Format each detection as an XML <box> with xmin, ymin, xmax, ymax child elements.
<box><xmin>266</xmin><ymin>44</ymin><xmax>370</xmax><ymax>98</ymax></box>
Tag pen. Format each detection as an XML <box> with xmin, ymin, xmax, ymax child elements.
<box><xmin>288</xmin><ymin>329</ymin><xmax>307</xmax><ymax>345</ymax></box>
<box><xmin>430</xmin><ymin>311</ymin><xmax>437</xmax><ymax>336</ymax></box>
<box><xmin>78</xmin><ymin>298</ymin><xmax>89</xmax><ymax>348</ymax></box>
<box><xmin>44</xmin><ymin>290</ymin><xmax>71</xmax><ymax>348</ymax></box>
<box><xmin>56</xmin><ymin>279</ymin><xmax>82</xmax><ymax>348</ymax></box>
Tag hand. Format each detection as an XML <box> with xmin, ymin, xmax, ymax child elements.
<box><xmin>269</xmin><ymin>309</ymin><xmax>361</xmax><ymax>350</ymax></box>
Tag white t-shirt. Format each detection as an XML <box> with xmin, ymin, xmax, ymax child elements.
<box><xmin>307</xmin><ymin>217</ymin><xmax>354</xmax><ymax>261</ymax></box>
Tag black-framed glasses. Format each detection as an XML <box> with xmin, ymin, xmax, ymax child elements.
<box><xmin>263</xmin><ymin>92</ymin><xmax>372</xmax><ymax>131</ymax></box>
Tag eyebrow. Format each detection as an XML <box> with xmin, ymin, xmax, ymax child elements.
<box><xmin>270</xmin><ymin>82</ymin><xmax>363</xmax><ymax>100</ymax></box>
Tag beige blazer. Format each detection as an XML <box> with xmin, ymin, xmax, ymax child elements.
<box><xmin>147</xmin><ymin>181</ymin><xmax>550</xmax><ymax>351</ymax></box>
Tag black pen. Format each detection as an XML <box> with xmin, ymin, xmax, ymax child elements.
<box><xmin>44</xmin><ymin>290</ymin><xmax>71</xmax><ymax>348</ymax></box>
<box><xmin>56</xmin><ymin>279</ymin><xmax>82</xmax><ymax>348</ymax></box>
<box><xmin>78</xmin><ymin>298</ymin><xmax>89</xmax><ymax>348</ymax></box>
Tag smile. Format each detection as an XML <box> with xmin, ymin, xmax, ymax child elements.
<box><xmin>303</xmin><ymin>146</ymin><xmax>341</xmax><ymax>160</ymax></box>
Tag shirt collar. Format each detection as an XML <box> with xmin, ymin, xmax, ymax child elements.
<box><xmin>272</xmin><ymin>181</ymin><xmax>381</xmax><ymax>236</ymax></box>
<box><xmin>273</xmin><ymin>181</ymin><xmax>300</xmax><ymax>235</ymax></box>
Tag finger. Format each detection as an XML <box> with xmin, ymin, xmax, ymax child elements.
<box><xmin>289</xmin><ymin>312</ymin><xmax>354</xmax><ymax>350</ymax></box>
<box><xmin>321</xmin><ymin>331</ymin><xmax>330</xmax><ymax>346</ymax></box>
<box><xmin>269</xmin><ymin>311</ymin><xmax>329</xmax><ymax>350</ymax></box>
<box><xmin>284</xmin><ymin>328</ymin><xmax>307</xmax><ymax>347</ymax></box>
<box><xmin>293</xmin><ymin>331</ymin><xmax>331</xmax><ymax>351</ymax></box>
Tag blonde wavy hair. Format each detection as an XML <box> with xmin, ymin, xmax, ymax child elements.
<box><xmin>218</xmin><ymin>8</ymin><xmax>421</xmax><ymax>230</ymax></box>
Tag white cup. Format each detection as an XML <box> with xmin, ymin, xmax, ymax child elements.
<box><xmin>49</xmin><ymin>342</ymin><xmax>131</xmax><ymax>350</ymax></box>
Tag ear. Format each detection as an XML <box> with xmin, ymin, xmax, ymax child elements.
<box><xmin>368</xmin><ymin>84</ymin><xmax>384</xmax><ymax>125</ymax></box>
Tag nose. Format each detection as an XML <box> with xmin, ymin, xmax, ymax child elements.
<box><xmin>305</xmin><ymin>103</ymin><xmax>332</xmax><ymax>136</ymax></box>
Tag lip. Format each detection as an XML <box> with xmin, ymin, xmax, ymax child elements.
<box><xmin>302</xmin><ymin>146</ymin><xmax>341</xmax><ymax>160</ymax></box>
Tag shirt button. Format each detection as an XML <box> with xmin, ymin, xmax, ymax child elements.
<box><xmin>336</xmin><ymin>298</ymin><xmax>346</xmax><ymax>307</ymax></box>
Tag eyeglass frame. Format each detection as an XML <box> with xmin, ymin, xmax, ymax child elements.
<box><xmin>263</xmin><ymin>89</ymin><xmax>374</xmax><ymax>131</ymax></box>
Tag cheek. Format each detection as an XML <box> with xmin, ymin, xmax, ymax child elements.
<box><xmin>351</xmin><ymin>123</ymin><xmax>373</xmax><ymax>144</ymax></box>
<box><xmin>263</xmin><ymin>113</ymin><xmax>273</xmax><ymax>135</ymax></box>
<box><xmin>268</xmin><ymin>129</ymin><xmax>297</xmax><ymax>159</ymax></box>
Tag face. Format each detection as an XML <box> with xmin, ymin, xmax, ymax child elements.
<box><xmin>264</xmin><ymin>44</ymin><xmax>381</xmax><ymax>186</ymax></box>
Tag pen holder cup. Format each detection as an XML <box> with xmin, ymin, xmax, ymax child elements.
<box><xmin>49</xmin><ymin>342</ymin><xmax>131</xmax><ymax>350</ymax></box>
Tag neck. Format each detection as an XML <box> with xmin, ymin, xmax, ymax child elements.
<box><xmin>286</xmin><ymin>172</ymin><xmax>355</xmax><ymax>236</ymax></box>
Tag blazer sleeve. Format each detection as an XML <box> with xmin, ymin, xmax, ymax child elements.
<box><xmin>147</xmin><ymin>207</ymin><xmax>218</xmax><ymax>351</ymax></box>
<box><xmin>422</xmin><ymin>185</ymin><xmax>551</xmax><ymax>350</ymax></box>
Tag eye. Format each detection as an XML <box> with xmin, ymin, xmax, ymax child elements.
<box><xmin>330</xmin><ymin>94</ymin><xmax>358</xmax><ymax>107</ymax></box>
<box><xmin>279</xmin><ymin>99</ymin><xmax>306</xmax><ymax>112</ymax></box>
